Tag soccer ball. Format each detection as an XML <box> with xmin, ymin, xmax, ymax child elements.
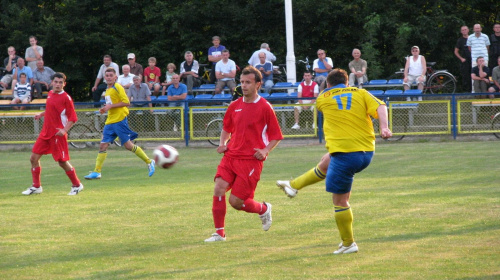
<box><xmin>153</xmin><ymin>145</ymin><xmax>179</xmax><ymax>169</ymax></box>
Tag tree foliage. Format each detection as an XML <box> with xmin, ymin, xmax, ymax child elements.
<box><xmin>0</xmin><ymin>0</ymin><xmax>498</xmax><ymax>99</ymax></box>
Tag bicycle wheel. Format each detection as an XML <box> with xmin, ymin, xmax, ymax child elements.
<box><xmin>68</xmin><ymin>124</ymin><xmax>93</xmax><ymax>148</ymax></box>
<box><xmin>428</xmin><ymin>72</ymin><xmax>456</xmax><ymax>94</ymax></box>
<box><xmin>206</xmin><ymin>119</ymin><xmax>223</xmax><ymax>146</ymax></box>
<box><xmin>492</xmin><ymin>112</ymin><xmax>500</xmax><ymax>139</ymax></box>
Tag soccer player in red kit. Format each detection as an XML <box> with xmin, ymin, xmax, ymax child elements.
<box><xmin>205</xmin><ymin>66</ymin><xmax>283</xmax><ymax>242</ymax></box>
<box><xmin>22</xmin><ymin>72</ymin><xmax>84</xmax><ymax>196</ymax></box>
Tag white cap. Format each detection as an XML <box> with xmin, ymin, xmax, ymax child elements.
<box><xmin>127</xmin><ymin>53</ymin><xmax>135</xmax><ymax>59</ymax></box>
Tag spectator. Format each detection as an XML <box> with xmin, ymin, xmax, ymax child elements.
<box><xmin>489</xmin><ymin>23</ymin><xmax>500</xmax><ymax>71</ymax></box>
<box><xmin>144</xmin><ymin>57</ymin><xmax>161</xmax><ymax>96</ymax></box>
<box><xmin>91</xmin><ymin>55</ymin><xmax>120</xmax><ymax>104</ymax></box>
<box><xmin>10</xmin><ymin>73</ymin><xmax>31</xmax><ymax>110</ymax></box>
<box><xmin>32</xmin><ymin>58</ymin><xmax>55</xmax><ymax>98</ymax></box>
<box><xmin>313</xmin><ymin>49</ymin><xmax>333</xmax><ymax>90</ymax></box>
<box><xmin>488</xmin><ymin>56</ymin><xmax>500</xmax><ymax>98</ymax></box>
<box><xmin>0</xmin><ymin>46</ymin><xmax>21</xmax><ymax>90</ymax></box>
<box><xmin>471</xmin><ymin>56</ymin><xmax>490</xmax><ymax>95</ymax></box>
<box><xmin>166</xmin><ymin>74</ymin><xmax>187</xmax><ymax>132</ymax></box>
<box><xmin>214</xmin><ymin>49</ymin><xmax>237</xmax><ymax>95</ymax></box>
<box><xmin>12</xmin><ymin>57</ymin><xmax>33</xmax><ymax>89</ymax></box>
<box><xmin>127</xmin><ymin>53</ymin><xmax>143</xmax><ymax>76</ymax></box>
<box><xmin>254</xmin><ymin>52</ymin><xmax>274</xmax><ymax>93</ymax></box>
<box><xmin>208</xmin><ymin>36</ymin><xmax>225</xmax><ymax>83</ymax></box>
<box><xmin>128</xmin><ymin>75</ymin><xmax>152</xmax><ymax>108</ymax></box>
<box><xmin>117</xmin><ymin>65</ymin><xmax>135</xmax><ymax>89</ymax></box>
<box><xmin>160</xmin><ymin>63</ymin><xmax>176</xmax><ymax>95</ymax></box>
<box><xmin>403</xmin><ymin>46</ymin><xmax>426</xmax><ymax>101</ymax></box>
<box><xmin>291</xmin><ymin>71</ymin><xmax>319</xmax><ymax>130</ymax></box>
<box><xmin>179</xmin><ymin>51</ymin><xmax>201</xmax><ymax>95</ymax></box>
<box><xmin>248</xmin><ymin>43</ymin><xmax>276</xmax><ymax>66</ymax></box>
<box><xmin>25</xmin><ymin>36</ymin><xmax>43</xmax><ymax>71</ymax></box>
<box><xmin>467</xmin><ymin>24</ymin><xmax>490</xmax><ymax>68</ymax></box>
<box><xmin>348</xmin><ymin>48</ymin><xmax>368</xmax><ymax>88</ymax></box>
<box><xmin>454</xmin><ymin>26</ymin><xmax>472</xmax><ymax>92</ymax></box>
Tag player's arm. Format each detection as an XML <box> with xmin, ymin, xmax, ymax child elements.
<box><xmin>377</xmin><ymin>105</ymin><xmax>392</xmax><ymax>139</ymax></box>
<box><xmin>217</xmin><ymin>129</ymin><xmax>231</xmax><ymax>153</ymax></box>
<box><xmin>56</xmin><ymin>121</ymin><xmax>75</xmax><ymax>136</ymax></box>
<box><xmin>34</xmin><ymin>111</ymin><xmax>45</xmax><ymax>120</ymax></box>
<box><xmin>99</xmin><ymin>101</ymin><xmax>130</xmax><ymax>114</ymax></box>
<box><xmin>254</xmin><ymin>139</ymin><xmax>280</xmax><ymax>161</ymax></box>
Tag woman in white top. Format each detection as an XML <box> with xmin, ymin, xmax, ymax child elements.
<box><xmin>403</xmin><ymin>46</ymin><xmax>427</xmax><ymax>91</ymax></box>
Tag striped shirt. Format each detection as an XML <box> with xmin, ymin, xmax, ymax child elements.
<box><xmin>467</xmin><ymin>33</ymin><xmax>491</xmax><ymax>62</ymax></box>
<box><xmin>14</xmin><ymin>83</ymin><xmax>31</xmax><ymax>99</ymax></box>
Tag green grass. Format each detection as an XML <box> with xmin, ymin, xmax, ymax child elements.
<box><xmin>1</xmin><ymin>141</ymin><xmax>499</xmax><ymax>279</ymax></box>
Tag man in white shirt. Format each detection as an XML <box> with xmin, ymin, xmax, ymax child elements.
<box><xmin>117</xmin><ymin>65</ymin><xmax>135</xmax><ymax>89</ymax></box>
<box><xmin>215</xmin><ymin>49</ymin><xmax>237</xmax><ymax>95</ymax></box>
<box><xmin>248</xmin><ymin>43</ymin><xmax>276</xmax><ymax>67</ymax></box>
<box><xmin>313</xmin><ymin>49</ymin><xmax>333</xmax><ymax>90</ymax></box>
<box><xmin>91</xmin><ymin>55</ymin><xmax>120</xmax><ymax>104</ymax></box>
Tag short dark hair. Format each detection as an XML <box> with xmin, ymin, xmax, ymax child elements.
<box><xmin>105</xmin><ymin>67</ymin><xmax>116</xmax><ymax>74</ymax></box>
<box><xmin>304</xmin><ymin>71</ymin><xmax>312</xmax><ymax>75</ymax></box>
<box><xmin>52</xmin><ymin>72</ymin><xmax>67</xmax><ymax>82</ymax></box>
<box><xmin>326</xmin><ymin>68</ymin><xmax>348</xmax><ymax>87</ymax></box>
<box><xmin>476</xmin><ymin>56</ymin><xmax>484</xmax><ymax>62</ymax></box>
<box><xmin>222</xmin><ymin>49</ymin><xmax>230</xmax><ymax>54</ymax></box>
<box><xmin>19</xmin><ymin>73</ymin><xmax>26</xmax><ymax>77</ymax></box>
<box><xmin>241</xmin><ymin>66</ymin><xmax>262</xmax><ymax>83</ymax></box>
<box><xmin>104</xmin><ymin>54</ymin><xmax>112</xmax><ymax>60</ymax></box>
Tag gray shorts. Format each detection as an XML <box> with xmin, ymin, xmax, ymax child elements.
<box><xmin>216</xmin><ymin>79</ymin><xmax>236</xmax><ymax>91</ymax></box>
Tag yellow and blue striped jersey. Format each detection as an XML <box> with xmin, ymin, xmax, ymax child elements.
<box><xmin>104</xmin><ymin>83</ymin><xmax>130</xmax><ymax>124</ymax></box>
<box><xmin>316</xmin><ymin>84</ymin><xmax>385</xmax><ymax>153</ymax></box>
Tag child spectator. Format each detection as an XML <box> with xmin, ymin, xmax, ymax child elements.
<box><xmin>144</xmin><ymin>57</ymin><xmax>161</xmax><ymax>96</ymax></box>
<box><xmin>161</xmin><ymin>63</ymin><xmax>176</xmax><ymax>96</ymax></box>
<box><xmin>11</xmin><ymin>73</ymin><xmax>32</xmax><ymax>110</ymax></box>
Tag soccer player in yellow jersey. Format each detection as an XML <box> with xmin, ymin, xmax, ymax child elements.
<box><xmin>84</xmin><ymin>67</ymin><xmax>155</xmax><ymax>179</ymax></box>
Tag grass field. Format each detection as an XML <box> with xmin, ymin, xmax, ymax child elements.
<box><xmin>1</xmin><ymin>141</ymin><xmax>499</xmax><ymax>279</ymax></box>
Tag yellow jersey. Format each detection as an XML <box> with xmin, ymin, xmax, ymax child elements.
<box><xmin>104</xmin><ymin>83</ymin><xmax>130</xmax><ymax>124</ymax></box>
<box><xmin>316</xmin><ymin>84</ymin><xmax>385</xmax><ymax>153</ymax></box>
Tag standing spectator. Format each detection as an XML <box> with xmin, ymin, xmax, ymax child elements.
<box><xmin>12</xmin><ymin>57</ymin><xmax>33</xmax><ymax>89</ymax></box>
<box><xmin>488</xmin><ymin>56</ymin><xmax>500</xmax><ymax>98</ymax></box>
<box><xmin>91</xmin><ymin>55</ymin><xmax>120</xmax><ymax>104</ymax></box>
<box><xmin>160</xmin><ymin>63</ymin><xmax>176</xmax><ymax>95</ymax></box>
<box><xmin>454</xmin><ymin>26</ymin><xmax>472</xmax><ymax>92</ymax></box>
<box><xmin>316</xmin><ymin>69</ymin><xmax>391</xmax><ymax>254</ymax></box>
<box><xmin>208</xmin><ymin>36</ymin><xmax>225</xmax><ymax>83</ymax></box>
<box><xmin>25</xmin><ymin>36</ymin><xmax>43</xmax><ymax>71</ymax></box>
<box><xmin>10</xmin><ymin>73</ymin><xmax>31</xmax><ymax>110</ymax></box>
<box><xmin>204</xmin><ymin>66</ymin><xmax>283</xmax><ymax>242</ymax></box>
<box><xmin>313</xmin><ymin>49</ymin><xmax>333</xmax><ymax>90</ymax></box>
<box><xmin>32</xmin><ymin>58</ymin><xmax>55</xmax><ymax>98</ymax></box>
<box><xmin>117</xmin><ymin>65</ymin><xmax>135</xmax><ymax>89</ymax></box>
<box><xmin>348</xmin><ymin>48</ymin><xmax>368</xmax><ymax>88</ymax></box>
<box><xmin>467</xmin><ymin>24</ymin><xmax>490</xmax><ymax>68</ymax></box>
<box><xmin>127</xmin><ymin>53</ymin><xmax>143</xmax><ymax>76</ymax></box>
<box><xmin>403</xmin><ymin>46</ymin><xmax>427</xmax><ymax>101</ymax></box>
<box><xmin>214</xmin><ymin>49</ymin><xmax>237</xmax><ymax>95</ymax></box>
<box><xmin>248</xmin><ymin>43</ymin><xmax>276</xmax><ymax>67</ymax></box>
<box><xmin>166</xmin><ymin>74</ymin><xmax>187</xmax><ymax>132</ymax></box>
<box><xmin>291</xmin><ymin>71</ymin><xmax>319</xmax><ymax>129</ymax></box>
<box><xmin>0</xmin><ymin>46</ymin><xmax>21</xmax><ymax>90</ymax></box>
<box><xmin>179</xmin><ymin>51</ymin><xmax>201</xmax><ymax>95</ymax></box>
<box><xmin>489</xmin><ymin>23</ymin><xmax>500</xmax><ymax>71</ymax></box>
<box><xmin>22</xmin><ymin>72</ymin><xmax>84</xmax><ymax>196</ymax></box>
<box><xmin>471</xmin><ymin>56</ymin><xmax>490</xmax><ymax>95</ymax></box>
<box><xmin>143</xmin><ymin>57</ymin><xmax>161</xmax><ymax>96</ymax></box>
<box><xmin>84</xmin><ymin>68</ymin><xmax>155</xmax><ymax>180</ymax></box>
<box><xmin>254</xmin><ymin>52</ymin><xmax>274</xmax><ymax>93</ymax></box>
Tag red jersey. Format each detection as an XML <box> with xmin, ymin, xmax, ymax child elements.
<box><xmin>299</xmin><ymin>81</ymin><xmax>318</xmax><ymax>99</ymax></box>
<box><xmin>144</xmin><ymin>67</ymin><xmax>161</xmax><ymax>83</ymax></box>
<box><xmin>39</xmin><ymin>90</ymin><xmax>78</xmax><ymax>140</ymax></box>
<box><xmin>223</xmin><ymin>96</ymin><xmax>283</xmax><ymax>160</ymax></box>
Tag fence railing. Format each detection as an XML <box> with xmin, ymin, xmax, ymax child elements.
<box><xmin>0</xmin><ymin>93</ymin><xmax>499</xmax><ymax>145</ymax></box>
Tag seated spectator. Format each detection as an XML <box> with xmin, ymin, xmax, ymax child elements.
<box><xmin>291</xmin><ymin>71</ymin><xmax>319</xmax><ymax>129</ymax></box>
<box><xmin>254</xmin><ymin>52</ymin><xmax>274</xmax><ymax>93</ymax></box>
<box><xmin>127</xmin><ymin>53</ymin><xmax>143</xmax><ymax>76</ymax></box>
<box><xmin>32</xmin><ymin>58</ymin><xmax>55</xmax><ymax>98</ymax></box>
<box><xmin>348</xmin><ymin>48</ymin><xmax>368</xmax><ymax>88</ymax></box>
<box><xmin>127</xmin><ymin>75</ymin><xmax>152</xmax><ymax>109</ymax></box>
<box><xmin>471</xmin><ymin>56</ymin><xmax>490</xmax><ymax>95</ymax></box>
<box><xmin>248</xmin><ymin>43</ymin><xmax>276</xmax><ymax>66</ymax></box>
<box><xmin>403</xmin><ymin>46</ymin><xmax>426</xmax><ymax>101</ymax></box>
<box><xmin>10</xmin><ymin>73</ymin><xmax>31</xmax><ymax>110</ymax></box>
<box><xmin>0</xmin><ymin>46</ymin><xmax>21</xmax><ymax>90</ymax></box>
<box><xmin>12</xmin><ymin>57</ymin><xmax>33</xmax><ymax>89</ymax></box>
<box><xmin>144</xmin><ymin>57</ymin><xmax>161</xmax><ymax>96</ymax></box>
<box><xmin>91</xmin><ymin>55</ymin><xmax>119</xmax><ymax>104</ymax></box>
<box><xmin>488</xmin><ymin>56</ymin><xmax>500</xmax><ymax>98</ymax></box>
<box><xmin>161</xmin><ymin>63</ymin><xmax>176</xmax><ymax>95</ymax></box>
<box><xmin>214</xmin><ymin>49</ymin><xmax>237</xmax><ymax>95</ymax></box>
<box><xmin>166</xmin><ymin>74</ymin><xmax>187</xmax><ymax>132</ymax></box>
<box><xmin>313</xmin><ymin>49</ymin><xmax>333</xmax><ymax>90</ymax></box>
<box><xmin>179</xmin><ymin>51</ymin><xmax>201</xmax><ymax>95</ymax></box>
<box><xmin>25</xmin><ymin>36</ymin><xmax>43</xmax><ymax>71</ymax></box>
<box><xmin>117</xmin><ymin>65</ymin><xmax>135</xmax><ymax>89</ymax></box>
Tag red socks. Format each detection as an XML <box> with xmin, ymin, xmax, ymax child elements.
<box><xmin>31</xmin><ymin>166</ymin><xmax>41</xmax><ymax>187</ymax></box>
<box><xmin>242</xmin><ymin>198</ymin><xmax>267</xmax><ymax>215</ymax></box>
<box><xmin>212</xmin><ymin>196</ymin><xmax>226</xmax><ymax>237</ymax></box>
<box><xmin>65</xmin><ymin>168</ymin><xmax>81</xmax><ymax>186</ymax></box>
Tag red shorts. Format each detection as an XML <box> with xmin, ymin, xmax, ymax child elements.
<box><xmin>32</xmin><ymin>135</ymin><xmax>70</xmax><ymax>162</ymax></box>
<box><xmin>215</xmin><ymin>156</ymin><xmax>263</xmax><ymax>200</ymax></box>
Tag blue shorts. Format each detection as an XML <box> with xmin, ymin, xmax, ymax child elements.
<box><xmin>325</xmin><ymin>151</ymin><xmax>374</xmax><ymax>194</ymax></box>
<box><xmin>101</xmin><ymin>117</ymin><xmax>138</xmax><ymax>145</ymax></box>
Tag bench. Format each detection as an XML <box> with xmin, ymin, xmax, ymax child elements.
<box><xmin>0</xmin><ymin>111</ymin><xmax>42</xmax><ymax>133</ymax></box>
<box><xmin>471</xmin><ymin>100</ymin><xmax>500</xmax><ymax>124</ymax></box>
<box><xmin>0</xmin><ymin>89</ymin><xmax>48</xmax><ymax>99</ymax></box>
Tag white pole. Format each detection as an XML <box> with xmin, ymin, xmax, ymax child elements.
<box><xmin>284</xmin><ymin>0</ymin><xmax>296</xmax><ymax>83</ymax></box>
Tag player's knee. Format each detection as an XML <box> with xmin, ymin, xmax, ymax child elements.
<box><xmin>228</xmin><ymin>196</ymin><xmax>243</xmax><ymax>210</ymax></box>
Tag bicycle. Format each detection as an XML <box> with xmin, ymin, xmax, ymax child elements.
<box><xmin>68</xmin><ymin>111</ymin><xmax>121</xmax><ymax>148</ymax></box>
<box><xmin>199</xmin><ymin>63</ymin><xmax>212</xmax><ymax>84</ymax></box>
<box><xmin>492</xmin><ymin>112</ymin><xmax>500</xmax><ymax>139</ymax></box>
<box><xmin>272</xmin><ymin>57</ymin><xmax>314</xmax><ymax>84</ymax></box>
<box><xmin>388</xmin><ymin>61</ymin><xmax>457</xmax><ymax>94</ymax></box>
<box><xmin>206</xmin><ymin>118</ymin><xmax>223</xmax><ymax>146</ymax></box>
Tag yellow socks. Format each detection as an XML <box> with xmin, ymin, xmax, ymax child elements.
<box><xmin>131</xmin><ymin>145</ymin><xmax>152</xmax><ymax>164</ymax></box>
<box><xmin>334</xmin><ymin>206</ymin><xmax>354</xmax><ymax>247</ymax></box>
<box><xmin>94</xmin><ymin>151</ymin><xmax>107</xmax><ymax>173</ymax></box>
<box><xmin>290</xmin><ymin>164</ymin><xmax>326</xmax><ymax>190</ymax></box>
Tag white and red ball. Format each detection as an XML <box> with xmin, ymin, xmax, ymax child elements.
<box><xmin>153</xmin><ymin>145</ymin><xmax>179</xmax><ymax>169</ymax></box>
